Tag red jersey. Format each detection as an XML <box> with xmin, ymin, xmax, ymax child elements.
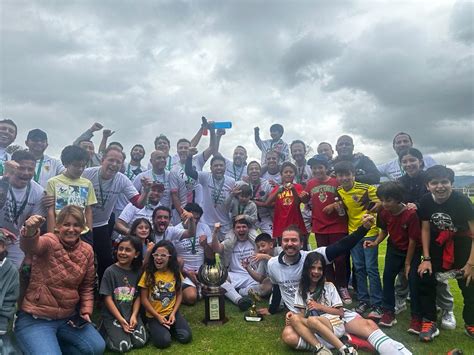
<box><xmin>305</xmin><ymin>177</ymin><xmax>347</xmax><ymax>235</ymax></box>
<box><xmin>272</xmin><ymin>183</ymin><xmax>307</xmax><ymax>238</ymax></box>
<box><xmin>377</xmin><ymin>208</ymin><xmax>421</xmax><ymax>251</ymax></box>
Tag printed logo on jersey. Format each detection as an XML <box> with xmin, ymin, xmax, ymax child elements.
<box><xmin>430</xmin><ymin>212</ymin><xmax>457</xmax><ymax>232</ymax></box>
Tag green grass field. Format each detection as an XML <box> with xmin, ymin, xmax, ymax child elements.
<box><xmin>105</xmin><ymin>236</ymin><xmax>473</xmax><ymax>354</ymax></box>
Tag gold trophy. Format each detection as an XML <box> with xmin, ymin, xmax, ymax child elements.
<box><xmin>244</xmin><ymin>289</ymin><xmax>263</xmax><ymax>322</ymax></box>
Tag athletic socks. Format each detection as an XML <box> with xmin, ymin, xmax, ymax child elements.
<box><xmin>367</xmin><ymin>329</ymin><xmax>412</xmax><ymax>355</ymax></box>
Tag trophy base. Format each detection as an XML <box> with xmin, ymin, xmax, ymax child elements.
<box><xmin>244</xmin><ymin>315</ymin><xmax>263</xmax><ymax>322</ymax></box>
<box><xmin>202</xmin><ymin>287</ymin><xmax>228</xmax><ymax>326</ymax></box>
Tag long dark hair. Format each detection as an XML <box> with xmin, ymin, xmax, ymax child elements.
<box><xmin>145</xmin><ymin>240</ymin><xmax>181</xmax><ymax>291</ymax></box>
<box><xmin>299</xmin><ymin>252</ymin><xmax>327</xmax><ymax>303</ymax></box>
<box><xmin>130</xmin><ymin>218</ymin><xmax>153</xmax><ymax>244</ymax></box>
<box><xmin>116</xmin><ymin>236</ymin><xmax>143</xmax><ymax>271</ymax></box>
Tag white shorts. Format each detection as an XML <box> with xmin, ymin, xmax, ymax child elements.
<box><xmin>182</xmin><ymin>276</ymin><xmax>197</xmax><ymax>288</ymax></box>
<box><xmin>312</xmin><ymin>314</ymin><xmax>345</xmax><ymax>349</ymax></box>
<box><xmin>342</xmin><ymin>309</ymin><xmax>360</xmax><ymax>323</ymax></box>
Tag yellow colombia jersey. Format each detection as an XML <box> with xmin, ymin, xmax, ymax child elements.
<box><xmin>337</xmin><ymin>182</ymin><xmax>379</xmax><ymax>237</ymax></box>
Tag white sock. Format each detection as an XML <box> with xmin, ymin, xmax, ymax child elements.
<box><xmin>367</xmin><ymin>329</ymin><xmax>411</xmax><ymax>355</ymax></box>
<box><xmin>296</xmin><ymin>337</ymin><xmax>319</xmax><ymax>351</ymax></box>
<box><xmin>221</xmin><ymin>281</ymin><xmax>242</xmax><ymax>304</ymax></box>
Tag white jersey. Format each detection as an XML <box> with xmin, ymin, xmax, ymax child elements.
<box><xmin>133</xmin><ymin>169</ymin><xmax>174</xmax><ymax>209</ymax></box>
<box><xmin>262</xmin><ymin>171</ymin><xmax>281</xmax><ymax>185</ymax></box>
<box><xmin>118</xmin><ymin>202</ymin><xmax>159</xmax><ymax>225</ymax></box>
<box><xmin>294</xmin><ymin>281</ymin><xmax>343</xmax><ymax>311</ymax></box>
<box><xmin>0</xmin><ymin>179</ymin><xmax>45</xmax><ymax>267</ymax></box>
<box><xmin>267</xmin><ymin>248</ymin><xmax>328</xmax><ymax>313</ymax></box>
<box><xmin>33</xmin><ymin>154</ymin><xmax>65</xmax><ymax>188</ymax></box>
<box><xmin>250</xmin><ymin>179</ymin><xmax>274</xmax><ymax>219</ymax></box>
<box><xmin>0</xmin><ymin>149</ymin><xmax>11</xmax><ymax>177</ymax></box>
<box><xmin>169</xmin><ymin>154</ymin><xmax>205</xmax><ymax>205</ymax></box>
<box><xmin>151</xmin><ymin>225</ymin><xmax>185</xmax><ymax>244</ymax></box>
<box><xmin>197</xmin><ymin>171</ymin><xmax>235</xmax><ymax>234</ymax></box>
<box><xmin>123</xmin><ymin>162</ymin><xmax>146</xmax><ymax>181</ymax></box>
<box><xmin>224</xmin><ymin>158</ymin><xmax>247</xmax><ymax>181</ymax></box>
<box><xmin>83</xmin><ymin>168</ymin><xmax>139</xmax><ymax>227</ymax></box>
<box><xmin>377</xmin><ymin>155</ymin><xmax>437</xmax><ymax>181</ymax></box>
<box><xmin>173</xmin><ymin>222</ymin><xmax>212</xmax><ymax>272</ymax></box>
<box><xmin>147</xmin><ymin>154</ymin><xmax>180</xmax><ymax>172</ymax></box>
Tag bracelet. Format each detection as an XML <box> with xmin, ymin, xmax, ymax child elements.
<box><xmin>421</xmin><ymin>256</ymin><xmax>431</xmax><ymax>262</ymax></box>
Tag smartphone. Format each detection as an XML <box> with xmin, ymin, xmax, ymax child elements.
<box><xmin>68</xmin><ymin>315</ymin><xmax>90</xmax><ymax>329</ymax></box>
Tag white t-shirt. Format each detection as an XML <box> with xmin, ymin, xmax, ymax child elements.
<box><xmin>267</xmin><ymin>248</ymin><xmax>328</xmax><ymax>313</ymax></box>
<box><xmin>147</xmin><ymin>154</ymin><xmax>180</xmax><ymax>171</ymax></box>
<box><xmin>150</xmin><ymin>225</ymin><xmax>185</xmax><ymax>244</ymax></box>
<box><xmin>173</xmin><ymin>222</ymin><xmax>212</xmax><ymax>272</ymax></box>
<box><xmin>34</xmin><ymin>154</ymin><xmax>65</xmax><ymax>188</ymax></box>
<box><xmin>262</xmin><ymin>171</ymin><xmax>281</xmax><ymax>185</ymax></box>
<box><xmin>133</xmin><ymin>169</ymin><xmax>172</xmax><ymax>209</ymax></box>
<box><xmin>169</xmin><ymin>155</ymin><xmax>204</xmax><ymax>206</ymax></box>
<box><xmin>224</xmin><ymin>158</ymin><xmax>248</xmax><ymax>181</ymax></box>
<box><xmin>123</xmin><ymin>162</ymin><xmax>146</xmax><ymax>181</ymax></box>
<box><xmin>250</xmin><ymin>179</ymin><xmax>274</xmax><ymax>219</ymax></box>
<box><xmin>197</xmin><ymin>171</ymin><xmax>235</xmax><ymax>234</ymax></box>
<box><xmin>83</xmin><ymin>168</ymin><xmax>139</xmax><ymax>227</ymax></box>
<box><xmin>0</xmin><ymin>179</ymin><xmax>45</xmax><ymax>267</ymax></box>
<box><xmin>377</xmin><ymin>155</ymin><xmax>437</xmax><ymax>181</ymax></box>
<box><xmin>118</xmin><ymin>202</ymin><xmax>158</xmax><ymax>225</ymax></box>
<box><xmin>0</xmin><ymin>149</ymin><xmax>11</xmax><ymax>177</ymax></box>
<box><xmin>294</xmin><ymin>281</ymin><xmax>343</xmax><ymax>311</ymax></box>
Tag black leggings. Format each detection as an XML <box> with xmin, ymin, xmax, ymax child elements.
<box><xmin>92</xmin><ymin>224</ymin><xmax>113</xmax><ymax>283</ymax></box>
<box><xmin>148</xmin><ymin>312</ymin><xmax>192</xmax><ymax>348</ymax></box>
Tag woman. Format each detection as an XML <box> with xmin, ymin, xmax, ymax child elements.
<box><xmin>15</xmin><ymin>206</ymin><xmax>105</xmax><ymax>355</ymax></box>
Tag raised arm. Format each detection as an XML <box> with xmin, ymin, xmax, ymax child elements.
<box><xmin>20</xmin><ymin>215</ymin><xmax>48</xmax><ymax>256</ymax></box>
<box><xmin>73</xmin><ymin>122</ymin><xmax>103</xmax><ymax>146</ymax></box>
<box><xmin>211</xmin><ymin>223</ymin><xmax>224</xmax><ymax>254</ymax></box>
<box><xmin>184</xmin><ymin>148</ymin><xmax>199</xmax><ymax>180</ymax></box>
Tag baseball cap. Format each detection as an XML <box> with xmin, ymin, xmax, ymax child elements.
<box><xmin>307</xmin><ymin>154</ymin><xmax>329</xmax><ymax>167</ymax></box>
<box><xmin>27</xmin><ymin>129</ymin><xmax>48</xmax><ymax>141</ymax></box>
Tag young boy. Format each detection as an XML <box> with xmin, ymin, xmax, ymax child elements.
<box><xmin>254</xmin><ymin>123</ymin><xmax>289</xmax><ymax>166</ymax></box>
<box><xmin>303</xmin><ymin>154</ymin><xmax>350</xmax><ymax>304</ymax></box>
<box><xmin>0</xmin><ymin>231</ymin><xmax>20</xmax><ymax>354</ymax></box>
<box><xmin>364</xmin><ymin>182</ymin><xmax>422</xmax><ymax>332</ymax></box>
<box><xmin>46</xmin><ymin>145</ymin><xmax>97</xmax><ymax>244</ymax></box>
<box><xmin>242</xmin><ymin>232</ymin><xmax>280</xmax><ymax>297</ymax></box>
<box><xmin>225</xmin><ymin>184</ymin><xmax>258</xmax><ymax>228</ymax></box>
<box><xmin>334</xmin><ymin>161</ymin><xmax>382</xmax><ymax>320</ymax></box>
<box><xmin>417</xmin><ymin>165</ymin><xmax>474</xmax><ymax>342</ymax></box>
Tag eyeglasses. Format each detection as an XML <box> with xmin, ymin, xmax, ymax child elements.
<box><xmin>152</xmin><ymin>253</ymin><xmax>171</xmax><ymax>259</ymax></box>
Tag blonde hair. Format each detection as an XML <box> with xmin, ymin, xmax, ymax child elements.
<box><xmin>56</xmin><ymin>205</ymin><xmax>86</xmax><ymax>229</ymax></box>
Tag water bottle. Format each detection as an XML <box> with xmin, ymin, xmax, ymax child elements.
<box><xmin>435</xmin><ymin>269</ymin><xmax>464</xmax><ymax>282</ymax></box>
<box><xmin>334</xmin><ymin>197</ymin><xmax>346</xmax><ymax>216</ymax></box>
<box><xmin>210</xmin><ymin>121</ymin><xmax>232</xmax><ymax>129</ymax></box>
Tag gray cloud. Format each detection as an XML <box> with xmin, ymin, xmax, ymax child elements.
<box><xmin>450</xmin><ymin>0</ymin><xmax>474</xmax><ymax>44</ymax></box>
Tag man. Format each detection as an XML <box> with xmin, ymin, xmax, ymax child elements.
<box><xmin>148</xmin><ymin>135</ymin><xmax>179</xmax><ymax>171</ymax></box>
<box><xmin>214</xmin><ymin>129</ymin><xmax>248</xmax><ymax>181</ymax></box>
<box><xmin>211</xmin><ymin>216</ymin><xmax>258</xmax><ymax>310</ymax></box>
<box><xmin>261</xmin><ymin>150</ymin><xmax>282</xmax><ymax>186</ymax></box>
<box><xmin>0</xmin><ymin>150</ymin><xmax>45</xmax><ymax>267</ymax></box>
<box><xmin>185</xmin><ymin>151</ymin><xmax>235</xmax><ymax>239</ymax></box>
<box><xmin>290</xmin><ymin>140</ymin><xmax>312</xmax><ymax>186</ymax></box>
<box><xmin>123</xmin><ymin>144</ymin><xmax>146</xmax><ymax>181</ymax></box>
<box><xmin>317</xmin><ymin>142</ymin><xmax>334</xmax><ymax>162</ymax></box>
<box><xmin>134</xmin><ymin>150</ymin><xmax>185</xmax><ymax>221</ymax></box>
<box><xmin>82</xmin><ymin>146</ymin><xmax>152</xmax><ymax>281</ymax></box>
<box><xmin>73</xmin><ymin>122</ymin><xmax>110</xmax><ymax>167</ymax></box>
<box><xmin>149</xmin><ymin>205</ymin><xmax>195</xmax><ymax>244</ymax></box>
<box><xmin>0</xmin><ymin>119</ymin><xmax>17</xmax><ymax>176</ymax></box>
<box><xmin>246</xmin><ymin>161</ymin><xmax>274</xmax><ymax>234</ymax></box>
<box><xmin>25</xmin><ymin>129</ymin><xmax>64</xmax><ymax>188</ymax></box>
<box><xmin>377</xmin><ymin>132</ymin><xmax>437</xmax><ymax>181</ymax></box>
<box><xmin>332</xmin><ymin>135</ymin><xmax>380</xmax><ymax>185</ymax></box>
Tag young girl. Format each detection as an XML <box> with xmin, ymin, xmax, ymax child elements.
<box><xmin>397</xmin><ymin>148</ymin><xmax>427</xmax><ymax>208</ymax></box>
<box><xmin>288</xmin><ymin>252</ymin><xmax>357</xmax><ymax>354</ymax></box>
<box><xmin>139</xmin><ymin>240</ymin><xmax>192</xmax><ymax>349</ymax></box>
<box><xmin>98</xmin><ymin>236</ymin><xmax>146</xmax><ymax>352</ymax></box>
<box><xmin>267</xmin><ymin>161</ymin><xmax>308</xmax><ymax>245</ymax></box>
<box><xmin>130</xmin><ymin>218</ymin><xmax>154</xmax><ymax>257</ymax></box>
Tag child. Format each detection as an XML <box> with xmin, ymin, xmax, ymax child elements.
<box><xmin>130</xmin><ymin>218</ymin><xmax>154</xmax><ymax>257</ymax></box>
<box><xmin>46</xmin><ymin>145</ymin><xmax>97</xmax><ymax>244</ymax></box>
<box><xmin>334</xmin><ymin>161</ymin><xmax>382</xmax><ymax>319</ymax></box>
<box><xmin>99</xmin><ymin>236</ymin><xmax>148</xmax><ymax>352</ymax></box>
<box><xmin>0</xmin><ymin>232</ymin><xmax>20</xmax><ymax>354</ymax></box>
<box><xmin>266</xmin><ymin>162</ymin><xmax>308</xmax><ymax>245</ymax></box>
<box><xmin>417</xmin><ymin>165</ymin><xmax>474</xmax><ymax>341</ymax></box>
<box><xmin>288</xmin><ymin>252</ymin><xmax>356</xmax><ymax>354</ymax></box>
<box><xmin>139</xmin><ymin>241</ymin><xmax>192</xmax><ymax>348</ymax></box>
<box><xmin>303</xmin><ymin>154</ymin><xmax>350</xmax><ymax>304</ymax></box>
<box><xmin>225</xmin><ymin>184</ymin><xmax>258</xmax><ymax>228</ymax></box>
<box><xmin>242</xmin><ymin>232</ymin><xmax>279</xmax><ymax>297</ymax></box>
<box><xmin>254</xmin><ymin>123</ymin><xmax>289</xmax><ymax>166</ymax></box>
<box><xmin>364</xmin><ymin>182</ymin><xmax>422</xmax><ymax>332</ymax></box>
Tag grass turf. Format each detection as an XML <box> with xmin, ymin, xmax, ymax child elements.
<box><xmin>104</xmin><ymin>237</ymin><xmax>473</xmax><ymax>354</ymax></box>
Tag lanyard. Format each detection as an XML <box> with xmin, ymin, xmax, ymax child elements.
<box><xmin>232</xmin><ymin>164</ymin><xmax>243</xmax><ymax>181</ymax></box>
<box><xmin>238</xmin><ymin>204</ymin><xmax>245</xmax><ymax>215</ymax></box>
<box><xmin>9</xmin><ymin>182</ymin><xmax>31</xmax><ymax>225</ymax></box>
<box><xmin>0</xmin><ymin>153</ymin><xmax>7</xmax><ymax>176</ymax></box>
<box><xmin>34</xmin><ymin>157</ymin><xmax>44</xmax><ymax>183</ymax></box>
<box><xmin>212</xmin><ymin>176</ymin><xmax>225</xmax><ymax>207</ymax></box>
<box><xmin>97</xmin><ymin>170</ymin><xmax>108</xmax><ymax>209</ymax></box>
<box><xmin>166</xmin><ymin>156</ymin><xmax>172</xmax><ymax>171</ymax></box>
<box><xmin>251</xmin><ymin>182</ymin><xmax>261</xmax><ymax>199</ymax></box>
<box><xmin>152</xmin><ymin>171</ymin><xmax>167</xmax><ymax>185</ymax></box>
<box><xmin>190</xmin><ymin>234</ymin><xmax>197</xmax><ymax>254</ymax></box>
<box><xmin>296</xmin><ymin>163</ymin><xmax>306</xmax><ymax>184</ymax></box>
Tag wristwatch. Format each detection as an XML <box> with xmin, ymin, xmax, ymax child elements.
<box><xmin>421</xmin><ymin>256</ymin><xmax>432</xmax><ymax>262</ymax></box>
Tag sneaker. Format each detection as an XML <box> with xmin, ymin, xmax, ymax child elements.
<box><xmin>465</xmin><ymin>324</ymin><xmax>474</xmax><ymax>339</ymax></box>
<box><xmin>394</xmin><ymin>298</ymin><xmax>407</xmax><ymax>315</ymax></box>
<box><xmin>379</xmin><ymin>311</ymin><xmax>397</xmax><ymax>327</ymax></box>
<box><xmin>312</xmin><ymin>344</ymin><xmax>332</xmax><ymax>354</ymax></box>
<box><xmin>339</xmin><ymin>345</ymin><xmax>358</xmax><ymax>354</ymax></box>
<box><xmin>237</xmin><ymin>296</ymin><xmax>252</xmax><ymax>311</ymax></box>
<box><xmin>441</xmin><ymin>310</ymin><xmax>456</xmax><ymax>330</ymax></box>
<box><xmin>339</xmin><ymin>287</ymin><xmax>353</xmax><ymax>305</ymax></box>
<box><xmin>419</xmin><ymin>320</ymin><xmax>440</xmax><ymax>342</ymax></box>
<box><xmin>354</xmin><ymin>302</ymin><xmax>370</xmax><ymax>315</ymax></box>
<box><xmin>367</xmin><ymin>306</ymin><xmax>383</xmax><ymax>321</ymax></box>
<box><xmin>407</xmin><ymin>316</ymin><xmax>422</xmax><ymax>335</ymax></box>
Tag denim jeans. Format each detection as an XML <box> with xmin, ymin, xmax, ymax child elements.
<box><xmin>14</xmin><ymin>311</ymin><xmax>105</xmax><ymax>355</ymax></box>
<box><xmin>350</xmin><ymin>237</ymin><xmax>382</xmax><ymax>306</ymax></box>
<box><xmin>382</xmin><ymin>243</ymin><xmax>421</xmax><ymax>316</ymax></box>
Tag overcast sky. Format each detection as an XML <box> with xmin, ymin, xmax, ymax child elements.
<box><xmin>1</xmin><ymin>0</ymin><xmax>473</xmax><ymax>175</ymax></box>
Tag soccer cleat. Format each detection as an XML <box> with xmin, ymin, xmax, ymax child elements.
<box><xmin>367</xmin><ymin>306</ymin><xmax>383</xmax><ymax>321</ymax></box>
<box><xmin>237</xmin><ymin>296</ymin><xmax>252</xmax><ymax>311</ymax></box>
<box><xmin>407</xmin><ymin>316</ymin><xmax>422</xmax><ymax>335</ymax></box>
<box><xmin>394</xmin><ymin>298</ymin><xmax>407</xmax><ymax>315</ymax></box>
<box><xmin>465</xmin><ymin>324</ymin><xmax>474</xmax><ymax>339</ymax></box>
<box><xmin>379</xmin><ymin>310</ymin><xmax>397</xmax><ymax>327</ymax></box>
<box><xmin>339</xmin><ymin>344</ymin><xmax>358</xmax><ymax>354</ymax></box>
<box><xmin>339</xmin><ymin>287</ymin><xmax>353</xmax><ymax>305</ymax></box>
<box><xmin>354</xmin><ymin>301</ymin><xmax>370</xmax><ymax>315</ymax></box>
<box><xmin>441</xmin><ymin>310</ymin><xmax>456</xmax><ymax>330</ymax></box>
<box><xmin>419</xmin><ymin>320</ymin><xmax>440</xmax><ymax>342</ymax></box>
